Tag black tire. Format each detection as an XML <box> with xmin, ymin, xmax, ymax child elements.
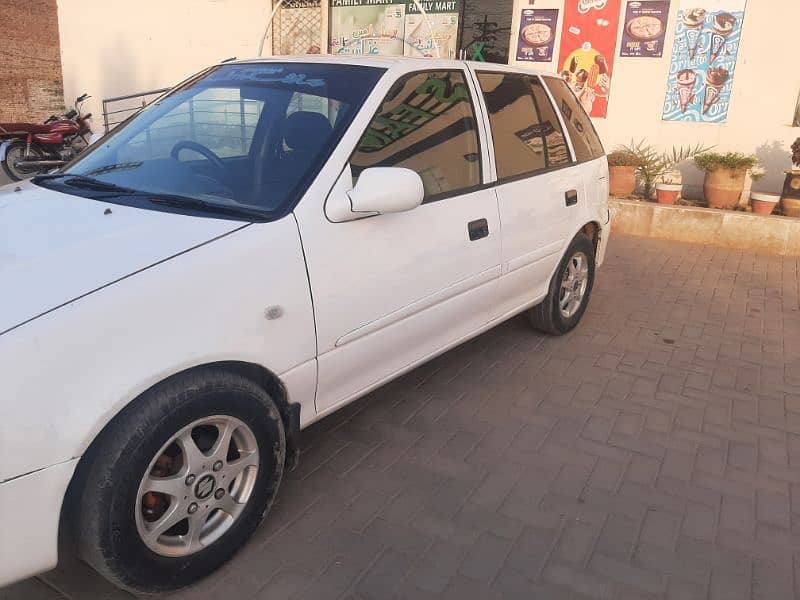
<box><xmin>2</xmin><ymin>141</ymin><xmax>44</xmax><ymax>181</ymax></box>
<box><xmin>528</xmin><ymin>232</ymin><xmax>596</xmax><ymax>335</ymax></box>
<box><xmin>74</xmin><ymin>369</ymin><xmax>286</xmax><ymax>594</ymax></box>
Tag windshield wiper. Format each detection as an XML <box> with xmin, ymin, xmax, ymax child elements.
<box><xmin>145</xmin><ymin>195</ymin><xmax>270</xmax><ymax>221</ymax></box>
<box><xmin>33</xmin><ymin>173</ymin><xmax>269</xmax><ymax>221</ymax></box>
<box><xmin>33</xmin><ymin>173</ymin><xmax>136</xmax><ymax>193</ymax></box>
<box><xmin>83</xmin><ymin>162</ymin><xmax>144</xmax><ymax>176</ymax></box>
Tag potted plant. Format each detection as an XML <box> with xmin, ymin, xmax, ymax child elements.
<box><xmin>607</xmin><ymin>150</ymin><xmax>644</xmax><ymax>197</ymax></box>
<box><xmin>781</xmin><ymin>138</ymin><xmax>800</xmax><ymax>217</ymax></box>
<box><xmin>618</xmin><ymin>140</ymin><xmax>714</xmax><ymax>203</ymax></box>
<box><xmin>694</xmin><ymin>152</ymin><xmax>760</xmax><ymax>210</ymax></box>
<box><xmin>750</xmin><ymin>191</ymin><xmax>780</xmax><ymax>215</ymax></box>
<box><xmin>652</xmin><ymin>144</ymin><xmax>715</xmax><ymax>205</ymax></box>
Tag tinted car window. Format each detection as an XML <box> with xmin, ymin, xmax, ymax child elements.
<box><xmin>543</xmin><ymin>76</ymin><xmax>605</xmax><ymax>162</ymax></box>
<box><xmin>42</xmin><ymin>63</ymin><xmax>384</xmax><ymax>219</ymax></box>
<box><xmin>120</xmin><ymin>87</ymin><xmax>263</xmax><ymax>161</ymax></box>
<box><xmin>351</xmin><ymin>70</ymin><xmax>481</xmax><ymax>201</ymax></box>
<box><xmin>529</xmin><ymin>78</ymin><xmax>572</xmax><ymax>168</ymax></box>
<box><xmin>477</xmin><ymin>72</ymin><xmax>546</xmax><ymax>179</ymax></box>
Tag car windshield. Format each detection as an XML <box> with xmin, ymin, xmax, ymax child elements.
<box><xmin>38</xmin><ymin>63</ymin><xmax>384</xmax><ymax>219</ymax></box>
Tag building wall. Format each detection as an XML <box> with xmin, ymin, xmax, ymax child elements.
<box><xmin>0</xmin><ymin>0</ymin><xmax>65</xmax><ymax>122</ymax></box>
<box><xmin>509</xmin><ymin>0</ymin><xmax>798</xmax><ymax>194</ymax></box>
<box><xmin>56</xmin><ymin>0</ymin><xmax>273</xmax><ymax>129</ymax></box>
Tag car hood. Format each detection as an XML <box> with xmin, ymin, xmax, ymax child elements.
<box><xmin>0</xmin><ymin>182</ymin><xmax>246</xmax><ymax>335</ymax></box>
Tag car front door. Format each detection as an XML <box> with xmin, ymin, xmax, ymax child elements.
<box><xmin>471</xmin><ymin>69</ymin><xmax>582</xmax><ymax>320</ymax></box>
<box><xmin>293</xmin><ymin>67</ymin><xmax>501</xmax><ymax>415</ymax></box>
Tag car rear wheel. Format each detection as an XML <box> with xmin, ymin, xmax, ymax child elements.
<box><xmin>75</xmin><ymin>369</ymin><xmax>285</xmax><ymax>593</ymax></box>
<box><xmin>528</xmin><ymin>232</ymin><xmax>596</xmax><ymax>335</ymax></box>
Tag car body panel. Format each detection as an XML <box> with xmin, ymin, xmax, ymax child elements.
<box><xmin>0</xmin><ymin>216</ymin><xmax>316</xmax><ymax>482</ymax></box>
<box><xmin>0</xmin><ymin>459</ymin><xmax>78</xmax><ymax>588</ymax></box>
<box><xmin>0</xmin><ymin>181</ymin><xmax>244</xmax><ymax>335</ymax></box>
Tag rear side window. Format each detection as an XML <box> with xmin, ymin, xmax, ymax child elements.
<box><xmin>350</xmin><ymin>70</ymin><xmax>481</xmax><ymax>201</ymax></box>
<box><xmin>477</xmin><ymin>72</ymin><xmax>546</xmax><ymax>180</ymax></box>
<box><xmin>529</xmin><ymin>78</ymin><xmax>572</xmax><ymax>168</ymax></box>
<box><xmin>543</xmin><ymin>76</ymin><xmax>605</xmax><ymax>162</ymax></box>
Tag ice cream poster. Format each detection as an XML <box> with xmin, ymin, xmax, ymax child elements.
<box><xmin>558</xmin><ymin>0</ymin><xmax>623</xmax><ymax>119</ymax></box>
<box><xmin>662</xmin><ymin>1</ymin><xmax>747</xmax><ymax>123</ymax></box>
<box><xmin>516</xmin><ymin>9</ymin><xmax>559</xmax><ymax>63</ymax></box>
<box><xmin>620</xmin><ymin>1</ymin><xmax>670</xmax><ymax>58</ymax></box>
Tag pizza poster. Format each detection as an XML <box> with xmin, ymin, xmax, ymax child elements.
<box><xmin>516</xmin><ymin>9</ymin><xmax>559</xmax><ymax>63</ymax></box>
<box><xmin>662</xmin><ymin>0</ymin><xmax>747</xmax><ymax>123</ymax></box>
<box><xmin>558</xmin><ymin>0</ymin><xmax>623</xmax><ymax>118</ymax></box>
<box><xmin>620</xmin><ymin>1</ymin><xmax>670</xmax><ymax>57</ymax></box>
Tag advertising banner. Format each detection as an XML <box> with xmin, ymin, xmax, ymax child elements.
<box><xmin>662</xmin><ymin>0</ymin><xmax>747</xmax><ymax>123</ymax></box>
<box><xmin>329</xmin><ymin>0</ymin><xmax>460</xmax><ymax>58</ymax></box>
<box><xmin>620</xmin><ymin>1</ymin><xmax>670</xmax><ymax>58</ymax></box>
<box><xmin>558</xmin><ymin>0</ymin><xmax>623</xmax><ymax>119</ymax></box>
<box><xmin>516</xmin><ymin>9</ymin><xmax>559</xmax><ymax>63</ymax></box>
<box><xmin>404</xmin><ymin>2</ymin><xmax>460</xmax><ymax>58</ymax></box>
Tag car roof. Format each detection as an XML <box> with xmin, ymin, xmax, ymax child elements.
<box><xmin>229</xmin><ymin>55</ymin><xmax>555</xmax><ymax>77</ymax></box>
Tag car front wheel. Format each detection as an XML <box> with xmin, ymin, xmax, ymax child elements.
<box><xmin>75</xmin><ymin>369</ymin><xmax>285</xmax><ymax>593</ymax></box>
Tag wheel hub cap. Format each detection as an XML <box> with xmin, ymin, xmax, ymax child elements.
<box><xmin>134</xmin><ymin>415</ymin><xmax>260</xmax><ymax>557</ymax></box>
<box><xmin>558</xmin><ymin>251</ymin><xmax>590</xmax><ymax>319</ymax></box>
<box><xmin>194</xmin><ymin>475</ymin><xmax>216</xmax><ymax>500</ymax></box>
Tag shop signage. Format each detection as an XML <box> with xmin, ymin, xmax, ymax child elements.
<box><xmin>557</xmin><ymin>0</ymin><xmax>622</xmax><ymax>118</ymax></box>
<box><xmin>329</xmin><ymin>0</ymin><xmax>461</xmax><ymax>58</ymax></box>
<box><xmin>620</xmin><ymin>1</ymin><xmax>670</xmax><ymax>58</ymax></box>
<box><xmin>662</xmin><ymin>0</ymin><xmax>747</xmax><ymax>123</ymax></box>
<box><xmin>516</xmin><ymin>9</ymin><xmax>559</xmax><ymax>63</ymax></box>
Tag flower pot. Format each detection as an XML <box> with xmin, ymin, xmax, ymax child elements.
<box><xmin>782</xmin><ymin>171</ymin><xmax>800</xmax><ymax>217</ymax></box>
<box><xmin>609</xmin><ymin>165</ymin><xmax>637</xmax><ymax>197</ymax></box>
<box><xmin>704</xmin><ymin>167</ymin><xmax>746</xmax><ymax>209</ymax></box>
<box><xmin>782</xmin><ymin>197</ymin><xmax>800</xmax><ymax>218</ymax></box>
<box><xmin>655</xmin><ymin>183</ymin><xmax>682</xmax><ymax>205</ymax></box>
<box><xmin>749</xmin><ymin>192</ymin><xmax>779</xmax><ymax>215</ymax></box>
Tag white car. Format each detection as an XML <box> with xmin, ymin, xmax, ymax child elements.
<box><xmin>0</xmin><ymin>56</ymin><xmax>609</xmax><ymax>593</ymax></box>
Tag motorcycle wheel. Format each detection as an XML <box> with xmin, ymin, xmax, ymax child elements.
<box><xmin>2</xmin><ymin>141</ymin><xmax>46</xmax><ymax>181</ymax></box>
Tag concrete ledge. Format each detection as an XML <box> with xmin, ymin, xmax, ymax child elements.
<box><xmin>609</xmin><ymin>199</ymin><xmax>800</xmax><ymax>256</ymax></box>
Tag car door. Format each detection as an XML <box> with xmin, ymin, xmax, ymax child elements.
<box><xmin>293</xmin><ymin>67</ymin><xmax>501</xmax><ymax>415</ymax></box>
<box><xmin>471</xmin><ymin>68</ymin><xmax>582</xmax><ymax>320</ymax></box>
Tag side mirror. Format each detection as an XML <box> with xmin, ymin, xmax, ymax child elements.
<box><xmin>326</xmin><ymin>166</ymin><xmax>424</xmax><ymax>222</ymax></box>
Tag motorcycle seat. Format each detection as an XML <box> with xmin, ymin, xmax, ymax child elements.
<box><xmin>0</xmin><ymin>122</ymin><xmax>55</xmax><ymax>134</ymax></box>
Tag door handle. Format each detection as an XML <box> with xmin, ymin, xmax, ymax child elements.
<box><xmin>468</xmin><ymin>218</ymin><xmax>489</xmax><ymax>241</ymax></box>
<box><xmin>565</xmin><ymin>189</ymin><xmax>579</xmax><ymax>206</ymax></box>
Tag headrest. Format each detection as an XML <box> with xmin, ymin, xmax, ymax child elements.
<box><xmin>284</xmin><ymin>111</ymin><xmax>333</xmax><ymax>153</ymax></box>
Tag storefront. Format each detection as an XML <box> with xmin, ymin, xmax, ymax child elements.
<box><xmin>272</xmin><ymin>0</ymin><xmax>516</xmax><ymax>63</ymax></box>
<box><xmin>270</xmin><ymin>0</ymin><xmax>797</xmax><ymax>197</ymax></box>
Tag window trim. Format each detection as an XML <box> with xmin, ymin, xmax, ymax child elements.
<box><xmin>476</xmin><ymin>69</ymin><xmax>579</xmax><ymax>186</ymax></box>
<box><xmin>541</xmin><ymin>75</ymin><xmax>606</xmax><ymax>164</ymax></box>
<box><xmin>347</xmin><ymin>68</ymin><xmax>485</xmax><ymax>205</ymax></box>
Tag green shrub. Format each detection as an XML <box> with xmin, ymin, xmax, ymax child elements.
<box><xmin>607</xmin><ymin>150</ymin><xmax>645</xmax><ymax>167</ymax></box>
<box><xmin>694</xmin><ymin>152</ymin><xmax>759</xmax><ymax>172</ymax></box>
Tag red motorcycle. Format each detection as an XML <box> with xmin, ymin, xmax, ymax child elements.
<box><xmin>0</xmin><ymin>93</ymin><xmax>94</xmax><ymax>181</ymax></box>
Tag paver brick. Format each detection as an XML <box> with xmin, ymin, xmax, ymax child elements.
<box><xmin>8</xmin><ymin>236</ymin><xmax>800</xmax><ymax>599</ymax></box>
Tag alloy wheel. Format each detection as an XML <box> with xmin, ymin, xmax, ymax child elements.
<box><xmin>134</xmin><ymin>415</ymin><xmax>259</xmax><ymax>557</ymax></box>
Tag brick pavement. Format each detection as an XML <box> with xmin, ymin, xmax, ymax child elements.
<box><xmin>2</xmin><ymin>234</ymin><xmax>800</xmax><ymax>600</ymax></box>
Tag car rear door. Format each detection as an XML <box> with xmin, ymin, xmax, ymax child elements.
<box><xmin>293</xmin><ymin>66</ymin><xmax>501</xmax><ymax>415</ymax></box>
<box><xmin>470</xmin><ymin>68</ymin><xmax>582</xmax><ymax>320</ymax></box>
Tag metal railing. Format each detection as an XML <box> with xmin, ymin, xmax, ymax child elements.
<box><xmin>102</xmin><ymin>88</ymin><xmax>170</xmax><ymax>133</ymax></box>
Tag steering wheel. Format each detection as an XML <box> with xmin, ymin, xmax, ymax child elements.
<box><xmin>170</xmin><ymin>141</ymin><xmax>226</xmax><ymax>174</ymax></box>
